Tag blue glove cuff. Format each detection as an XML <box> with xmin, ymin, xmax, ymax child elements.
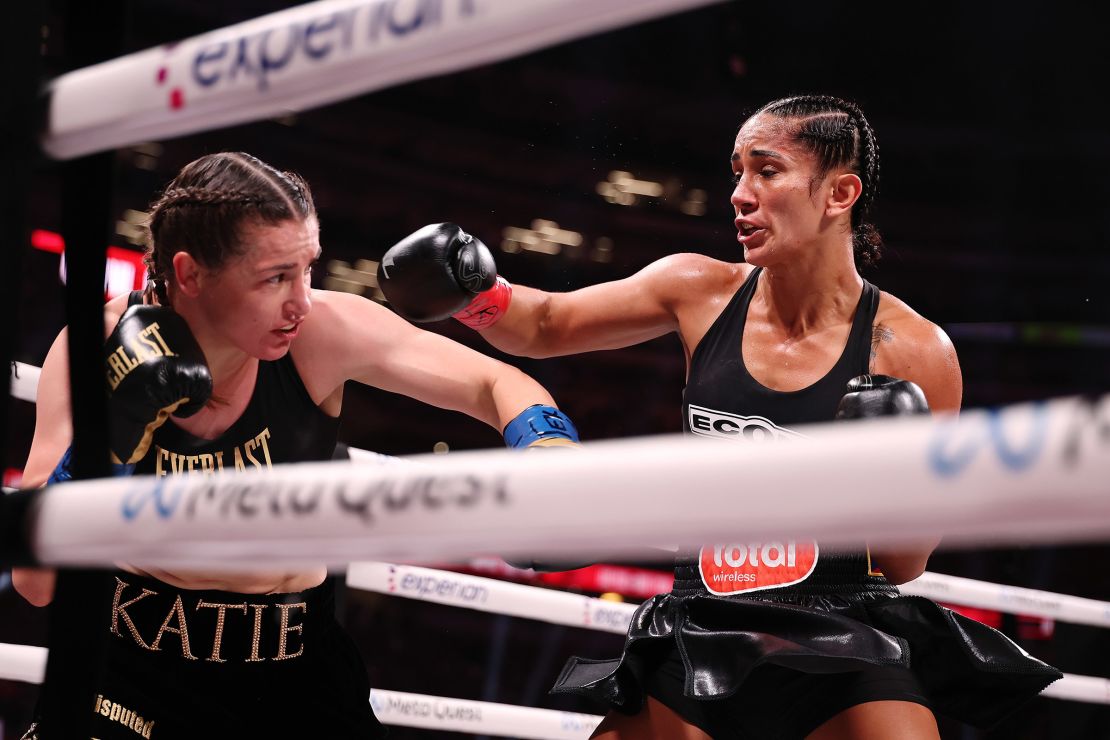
<box><xmin>503</xmin><ymin>405</ymin><xmax>579</xmax><ymax>449</ymax></box>
<box><xmin>47</xmin><ymin>446</ymin><xmax>135</xmax><ymax>484</ymax></box>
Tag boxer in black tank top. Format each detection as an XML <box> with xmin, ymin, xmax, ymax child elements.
<box><xmin>17</xmin><ymin>152</ymin><xmax>585</xmax><ymax>740</ymax></box>
<box><xmin>673</xmin><ymin>268</ymin><xmax>891</xmax><ymax>604</ymax></box>
<box><xmin>551</xmin><ymin>267</ymin><xmax>1058</xmax><ymax>739</ymax></box>
<box><xmin>126</xmin><ymin>290</ymin><xmax>341</xmax><ymax>476</ymax></box>
<box><xmin>376</xmin><ymin>95</ymin><xmax>1061</xmax><ymax>738</ymax></box>
<box><xmin>21</xmin><ymin>293</ymin><xmax>385</xmax><ymax>740</ymax></box>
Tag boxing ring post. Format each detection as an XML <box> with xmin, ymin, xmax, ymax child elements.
<box><xmin>38</xmin><ymin>3</ymin><xmax>126</xmax><ymax>737</ymax></box>
<box><xmin>0</xmin><ymin>3</ymin><xmax>42</xmax><ymax>495</ymax></box>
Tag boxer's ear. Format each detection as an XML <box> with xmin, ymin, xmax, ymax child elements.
<box><xmin>171</xmin><ymin>252</ymin><xmax>204</xmax><ymax>298</ymax></box>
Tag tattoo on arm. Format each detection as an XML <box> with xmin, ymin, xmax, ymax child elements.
<box><xmin>869</xmin><ymin>324</ymin><xmax>894</xmax><ymax>373</ymax></box>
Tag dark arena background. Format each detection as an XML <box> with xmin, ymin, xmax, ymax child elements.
<box><xmin>3</xmin><ymin>1</ymin><xmax>1109</xmax><ymax>738</ymax></box>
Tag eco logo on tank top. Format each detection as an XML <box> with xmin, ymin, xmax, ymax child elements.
<box><xmin>687</xmin><ymin>405</ymin><xmax>816</xmax><ymax>593</ymax></box>
<box><xmin>686</xmin><ymin>404</ymin><xmax>804</xmax><ymax>441</ymax></box>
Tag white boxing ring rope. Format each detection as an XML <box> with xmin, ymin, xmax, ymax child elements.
<box><xmin>0</xmin><ymin>642</ymin><xmax>605</xmax><ymax>739</ymax></box>
<box><xmin>14</xmin><ymin>393</ymin><xmax>1110</xmax><ymax>570</ymax></box>
<box><xmin>7</xmin><ymin>373</ymin><xmax>1110</xmax><ymax>733</ymax></box>
<box><xmin>41</xmin><ymin>0</ymin><xmax>725</xmax><ymax>160</ymax></box>
<box><xmin>8</xmin><ymin>0</ymin><xmax>1110</xmax><ymax>731</ymax></box>
<box><xmin>2</xmin><ymin>561</ymin><xmax>1110</xmax><ymax>710</ymax></box>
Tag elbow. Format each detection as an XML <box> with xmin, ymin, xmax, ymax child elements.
<box><xmin>12</xmin><ymin>568</ymin><xmax>56</xmax><ymax>607</ymax></box>
<box><xmin>871</xmin><ymin>549</ymin><xmax>933</xmax><ymax>586</ymax></box>
<box><xmin>881</xmin><ymin>561</ymin><xmax>927</xmax><ymax>586</ymax></box>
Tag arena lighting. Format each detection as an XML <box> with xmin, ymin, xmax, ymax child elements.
<box><xmin>597</xmin><ymin>170</ymin><xmax>665</xmax><ymax>206</ymax></box>
<box><xmin>680</xmin><ymin>187</ymin><xmax>707</xmax><ymax>216</ymax></box>
<box><xmin>114</xmin><ymin>208</ymin><xmax>149</xmax><ymax>246</ymax></box>
<box><xmin>324</xmin><ymin>257</ymin><xmax>385</xmax><ymax>301</ymax></box>
<box><xmin>501</xmin><ymin>219</ymin><xmax>584</xmax><ymax>257</ymax></box>
<box><xmin>31</xmin><ymin>229</ymin><xmax>145</xmax><ymax>299</ymax></box>
<box><xmin>592</xmin><ymin>236</ymin><xmax>614</xmax><ymax>262</ymax></box>
<box><xmin>597</xmin><ymin>171</ymin><xmax>709</xmax><ymax>216</ymax></box>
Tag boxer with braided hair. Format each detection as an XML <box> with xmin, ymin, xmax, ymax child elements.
<box><xmin>380</xmin><ymin>95</ymin><xmax>1060</xmax><ymax>738</ymax></box>
<box><xmin>14</xmin><ymin>151</ymin><xmax>579</xmax><ymax>739</ymax></box>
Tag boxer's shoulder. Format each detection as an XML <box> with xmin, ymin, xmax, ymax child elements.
<box><xmin>642</xmin><ymin>253</ymin><xmax>750</xmax><ymax>308</ymax></box>
<box><xmin>872</xmin><ymin>292</ymin><xmax>955</xmax><ymax>363</ymax></box>
<box><xmin>102</xmin><ymin>292</ymin><xmax>132</xmax><ymax>336</ymax></box>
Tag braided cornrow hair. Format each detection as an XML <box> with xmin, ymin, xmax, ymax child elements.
<box><xmin>751</xmin><ymin>95</ymin><xmax>882</xmax><ymax>268</ymax></box>
<box><xmin>143</xmin><ymin>152</ymin><xmax>316</xmax><ymax>303</ymax></box>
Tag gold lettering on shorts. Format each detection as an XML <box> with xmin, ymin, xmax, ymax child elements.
<box><xmin>196</xmin><ymin>600</ymin><xmax>248</xmax><ymax>662</ymax></box>
<box><xmin>110</xmin><ymin>577</ymin><xmax>155</xmax><ymax>649</ymax></box>
<box><xmin>92</xmin><ymin>693</ymin><xmax>154</xmax><ymax>738</ymax></box>
<box><xmin>149</xmin><ymin>595</ymin><xmax>198</xmax><ymax>660</ymax></box>
<box><xmin>247</xmin><ymin>604</ymin><xmax>267</xmax><ymax>662</ymax></box>
<box><xmin>274</xmin><ymin>602</ymin><xmax>307</xmax><ymax>660</ymax></box>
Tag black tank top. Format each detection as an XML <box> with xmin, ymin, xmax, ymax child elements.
<box><xmin>673</xmin><ymin>268</ymin><xmax>894</xmax><ymax>599</ymax></box>
<box><xmin>126</xmin><ymin>292</ymin><xmax>340</xmax><ymax>476</ymax></box>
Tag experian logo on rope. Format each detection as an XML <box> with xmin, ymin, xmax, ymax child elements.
<box><xmin>181</xmin><ymin>0</ymin><xmax>479</xmax><ymax>101</ymax></box>
<box><xmin>45</xmin><ymin>0</ymin><xmax>723</xmax><ymax>159</ymax></box>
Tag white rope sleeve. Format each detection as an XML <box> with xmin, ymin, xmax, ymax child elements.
<box><xmin>0</xmin><ymin>643</ymin><xmax>48</xmax><ymax>684</ymax></box>
<box><xmin>41</xmin><ymin>0</ymin><xmax>723</xmax><ymax>160</ymax></box>
<box><xmin>0</xmin><ymin>642</ymin><xmax>599</xmax><ymax>738</ymax></box>
<box><xmin>0</xmin><ymin>640</ymin><xmax>1107</xmax><ymax>709</ymax></box>
<box><xmin>901</xmin><ymin>572</ymin><xmax>1110</xmax><ymax>629</ymax></box>
<box><xmin>9</xmin><ymin>361</ymin><xmax>40</xmax><ymax>404</ymax></box>
<box><xmin>19</xmin><ymin>394</ymin><xmax>1110</xmax><ymax>570</ymax></box>
<box><xmin>1040</xmin><ymin>674</ymin><xmax>1110</xmax><ymax>705</ymax></box>
<box><xmin>346</xmin><ymin>562</ymin><xmax>1110</xmax><ymax>633</ymax></box>
<box><xmin>347</xmin><ymin>562</ymin><xmax>637</xmax><ymax>634</ymax></box>
<box><xmin>368</xmin><ymin>689</ymin><xmax>602</xmax><ymax>739</ymax></box>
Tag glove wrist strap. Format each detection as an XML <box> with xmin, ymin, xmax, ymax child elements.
<box><xmin>453</xmin><ymin>276</ymin><xmax>512</xmax><ymax>329</ymax></box>
<box><xmin>503</xmin><ymin>405</ymin><xmax>579</xmax><ymax>449</ymax></box>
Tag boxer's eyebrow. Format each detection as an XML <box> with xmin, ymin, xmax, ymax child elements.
<box><xmin>259</xmin><ymin>248</ymin><xmax>322</xmax><ymax>273</ymax></box>
<box><xmin>731</xmin><ymin>149</ymin><xmax>784</xmax><ymax>162</ymax></box>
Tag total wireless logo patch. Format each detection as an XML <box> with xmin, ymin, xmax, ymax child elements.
<box><xmin>698</xmin><ymin>541</ymin><xmax>819</xmax><ymax>595</ymax></box>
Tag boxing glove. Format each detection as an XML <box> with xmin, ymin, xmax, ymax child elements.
<box><xmin>49</xmin><ymin>305</ymin><xmax>213</xmax><ymax>483</ymax></box>
<box><xmin>378</xmin><ymin>223</ymin><xmax>509</xmax><ymax>326</ymax></box>
<box><xmin>835</xmin><ymin>374</ymin><xmax>929</xmax><ymax>419</ymax></box>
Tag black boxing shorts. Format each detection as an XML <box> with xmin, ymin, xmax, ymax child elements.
<box><xmin>644</xmin><ymin>642</ymin><xmax>931</xmax><ymax>739</ymax></box>
<box><xmin>25</xmin><ymin>572</ymin><xmax>386</xmax><ymax>739</ymax></box>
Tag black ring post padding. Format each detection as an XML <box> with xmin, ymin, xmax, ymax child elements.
<box><xmin>36</xmin><ymin>2</ymin><xmax>127</xmax><ymax>737</ymax></box>
<box><xmin>0</xmin><ymin>1</ymin><xmax>43</xmax><ymax>512</ymax></box>
<box><xmin>0</xmin><ymin>488</ymin><xmax>41</xmax><ymax>567</ymax></box>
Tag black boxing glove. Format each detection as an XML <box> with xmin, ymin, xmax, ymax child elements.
<box><xmin>835</xmin><ymin>374</ymin><xmax>929</xmax><ymax>419</ymax></box>
<box><xmin>104</xmin><ymin>305</ymin><xmax>213</xmax><ymax>465</ymax></box>
<box><xmin>49</xmin><ymin>306</ymin><xmax>212</xmax><ymax>483</ymax></box>
<box><xmin>378</xmin><ymin>223</ymin><xmax>499</xmax><ymax>322</ymax></box>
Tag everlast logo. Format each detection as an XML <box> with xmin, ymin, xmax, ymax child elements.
<box><xmin>154</xmin><ymin>428</ymin><xmax>273</xmax><ymax>476</ymax></box>
<box><xmin>110</xmin><ymin>577</ymin><xmax>307</xmax><ymax>663</ymax></box>
<box><xmin>698</xmin><ymin>542</ymin><xmax>819</xmax><ymax>595</ymax></box>
<box><xmin>687</xmin><ymin>405</ymin><xmax>803</xmax><ymax>441</ymax></box>
<box><xmin>93</xmin><ymin>695</ymin><xmax>155</xmax><ymax>738</ymax></box>
<box><xmin>106</xmin><ymin>323</ymin><xmax>177</xmax><ymax>391</ymax></box>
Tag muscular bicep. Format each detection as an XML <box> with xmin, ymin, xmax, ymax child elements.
<box><xmin>23</xmin><ymin>296</ymin><xmax>130</xmax><ymax>487</ymax></box>
<box><xmin>322</xmin><ymin>293</ymin><xmax>546</xmax><ymax>430</ymax></box>
<box><xmin>22</xmin><ymin>330</ymin><xmax>74</xmax><ymax>487</ymax></box>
